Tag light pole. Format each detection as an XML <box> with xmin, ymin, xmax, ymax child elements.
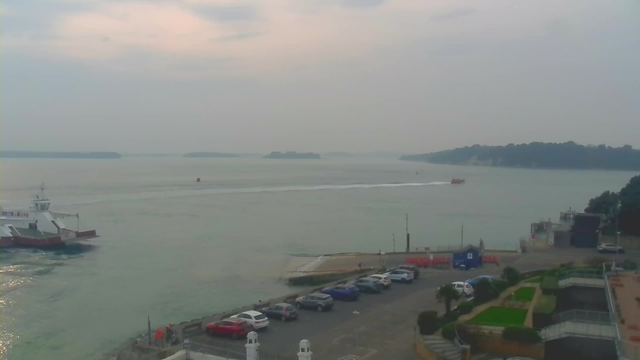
<box><xmin>616</xmin><ymin>231</ymin><xmax>621</xmax><ymax>265</ymax></box>
<box><xmin>393</xmin><ymin>233</ymin><xmax>396</xmax><ymax>253</ymax></box>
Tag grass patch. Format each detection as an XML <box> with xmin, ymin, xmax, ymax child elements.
<box><xmin>510</xmin><ymin>287</ymin><xmax>536</xmax><ymax>302</ymax></box>
<box><xmin>525</xmin><ymin>277</ymin><xmax>541</xmax><ymax>284</ymax></box>
<box><xmin>471</xmin><ymin>307</ymin><xmax>528</xmax><ymax>327</ymax></box>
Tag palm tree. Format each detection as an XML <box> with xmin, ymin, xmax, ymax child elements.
<box><xmin>436</xmin><ymin>284</ymin><xmax>461</xmax><ymax>314</ymax></box>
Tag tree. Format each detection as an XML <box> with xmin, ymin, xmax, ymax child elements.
<box><xmin>474</xmin><ymin>279</ymin><xmax>498</xmax><ymax>304</ymax></box>
<box><xmin>619</xmin><ymin>175</ymin><xmax>640</xmax><ymax>236</ymax></box>
<box><xmin>584</xmin><ymin>191</ymin><xmax>619</xmax><ymax>218</ymax></box>
<box><xmin>502</xmin><ymin>266</ymin><xmax>521</xmax><ymax>286</ymax></box>
<box><xmin>436</xmin><ymin>284</ymin><xmax>461</xmax><ymax>314</ymax></box>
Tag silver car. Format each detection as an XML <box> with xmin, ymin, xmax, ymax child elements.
<box><xmin>295</xmin><ymin>292</ymin><xmax>334</xmax><ymax>312</ymax></box>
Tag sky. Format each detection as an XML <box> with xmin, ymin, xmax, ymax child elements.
<box><xmin>1</xmin><ymin>0</ymin><xmax>639</xmax><ymax>154</ymax></box>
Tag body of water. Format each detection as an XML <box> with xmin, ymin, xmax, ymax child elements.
<box><xmin>0</xmin><ymin>157</ymin><xmax>635</xmax><ymax>360</ymax></box>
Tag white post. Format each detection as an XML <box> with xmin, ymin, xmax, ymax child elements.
<box><xmin>245</xmin><ymin>331</ymin><xmax>259</xmax><ymax>360</ymax></box>
<box><xmin>297</xmin><ymin>339</ymin><xmax>312</xmax><ymax>360</ymax></box>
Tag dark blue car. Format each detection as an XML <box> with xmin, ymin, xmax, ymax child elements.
<box><xmin>321</xmin><ymin>285</ymin><xmax>360</xmax><ymax>301</ymax></box>
<box><xmin>466</xmin><ymin>275</ymin><xmax>496</xmax><ymax>288</ymax></box>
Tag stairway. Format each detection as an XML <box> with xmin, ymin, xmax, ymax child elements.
<box><xmin>421</xmin><ymin>335</ymin><xmax>461</xmax><ymax>360</ymax></box>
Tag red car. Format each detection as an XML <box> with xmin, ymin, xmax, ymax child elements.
<box><xmin>206</xmin><ymin>319</ymin><xmax>252</xmax><ymax>340</ymax></box>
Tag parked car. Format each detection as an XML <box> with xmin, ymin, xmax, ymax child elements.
<box><xmin>295</xmin><ymin>293</ymin><xmax>334</xmax><ymax>312</ymax></box>
<box><xmin>466</xmin><ymin>275</ymin><xmax>495</xmax><ymax>288</ymax></box>
<box><xmin>385</xmin><ymin>269</ymin><xmax>414</xmax><ymax>283</ymax></box>
<box><xmin>349</xmin><ymin>277</ymin><xmax>384</xmax><ymax>293</ymax></box>
<box><xmin>230</xmin><ymin>310</ymin><xmax>270</xmax><ymax>330</ymax></box>
<box><xmin>369</xmin><ymin>274</ymin><xmax>392</xmax><ymax>289</ymax></box>
<box><xmin>598</xmin><ymin>243</ymin><xmax>625</xmax><ymax>254</ymax></box>
<box><xmin>398</xmin><ymin>264</ymin><xmax>420</xmax><ymax>279</ymax></box>
<box><xmin>321</xmin><ymin>285</ymin><xmax>360</xmax><ymax>301</ymax></box>
<box><xmin>451</xmin><ymin>281</ymin><xmax>474</xmax><ymax>297</ymax></box>
<box><xmin>206</xmin><ymin>319</ymin><xmax>252</xmax><ymax>340</ymax></box>
<box><xmin>261</xmin><ymin>303</ymin><xmax>298</xmax><ymax>321</ymax></box>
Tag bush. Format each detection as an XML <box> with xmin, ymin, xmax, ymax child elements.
<box><xmin>441</xmin><ymin>311</ymin><xmax>460</xmax><ymax>323</ymax></box>
<box><xmin>533</xmin><ymin>295</ymin><xmax>557</xmax><ymax>315</ymax></box>
<box><xmin>442</xmin><ymin>322</ymin><xmax>457</xmax><ymax>341</ymax></box>
<box><xmin>541</xmin><ymin>275</ymin><xmax>558</xmax><ymax>295</ymax></box>
<box><xmin>493</xmin><ymin>279</ymin><xmax>509</xmax><ymax>293</ymax></box>
<box><xmin>474</xmin><ymin>279</ymin><xmax>499</xmax><ymax>304</ymax></box>
<box><xmin>502</xmin><ymin>266</ymin><xmax>521</xmax><ymax>286</ymax></box>
<box><xmin>418</xmin><ymin>311</ymin><xmax>440</xmax><ymax>335</ymax></box>
<box><xmin>457</xmin><ymin>301</ymin><xmax>474</xmax><ymax>315</ymax></box>
<box><xmin>502</xmin><ymin>326</ymin><xmax>542</xmax><ymax>344</ymax></box>
<box><xmin>585</xmin><ymin>256</ymin><xmax>608</xmax><ymax>268</ymax></box>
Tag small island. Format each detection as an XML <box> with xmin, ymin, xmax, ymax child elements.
<box><xmin>325</xmin><ymin>152</ymin><xmax>352</xmax><ymax>157</ymax></box>
<box><xmin>1</xmin><ymin>151</ymin><xmax>121</xmax><ymax>159</ymax></box>
<box><xmin>400</xmin><ymin>142</ymin><xmax>640</xmax><ymax>171</ymax></box>
<box><xmin>263</xmin><ymin>151</ymin><xmax>321</xmax><ymax>159</ymax></box>
<box><xmin>183</xmin><ymin>152</ymin><xmax>240</xmax><ymax>158</ymax></box>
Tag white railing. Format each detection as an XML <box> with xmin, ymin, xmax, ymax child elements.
<box><xmin>541</xmin><ymin>320</ymin><xmax>616</xmax><ymax>341</ymax></box>
<box><xmin>552</xmin><ymin>310</ymin><xmax>611</xmax><ymax>324</ymax></box>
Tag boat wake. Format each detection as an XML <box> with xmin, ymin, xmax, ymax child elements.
<box><xmin>46</xmin><ymin>181</ymin><xmax>451</xmax><ymax>206</ymax></box>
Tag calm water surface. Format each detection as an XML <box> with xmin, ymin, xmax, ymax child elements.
<box><xmin>0</xmin><ymin>157</ymin><xmax>635</xmax><ymax>360</ymax></box>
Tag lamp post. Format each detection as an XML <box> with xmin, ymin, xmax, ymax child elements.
<box><xmin>616</xmin><ymin>231</ymin><xmax>621</xmax><ymax>265</ymax></box>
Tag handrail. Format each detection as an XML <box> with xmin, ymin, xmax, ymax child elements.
<box><xmin>552</xmin><ymin>309</ymin><xmax>611</xmax><ymax>324</ymax></box>
<box><xmin>454</xmin><ymin>323</ymin><xmax>469</xmax><ymax>348</ymax></box>
<box><xmin>558</xmin><ymin>269</ymin><xmax>603</xmax><ymax>280</ymax></box>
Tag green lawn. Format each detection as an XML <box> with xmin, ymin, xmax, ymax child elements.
<box><xmin>511</xmin><ymin>287</ymin><xmax>536</xmax><ymax>302</ymax></box>
<box><xmin>470</xmin><ymin>307</ymin><xmax>528</xmax><ymax>327</ymax></box>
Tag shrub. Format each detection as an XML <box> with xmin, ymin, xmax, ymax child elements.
<box><xmin>585</xmin><ymin>256</ymin><xmax>608</xmax><ymax>268</ymax></box>
<box><xmin>457</xmin><ymin>301</ymin><xmax>474</xmax><ymax>315</ymax></box>
<box><xmin>533</xmin><ymin>295</ymin><xmax>557</xmax><ymax>315</ymax></box>
<box><xmin>474</xmin><ymin>279</ymin><xmax>499</xmax><ymax>304</ymax></box>
<box><xmin>502</xmin><ymin>266</ymin><xmax>521</xmax><ymax>286</ymax></box>
<box><xmin>493</xmin><ymin>279</ymin><xmax>509</xmax><ymax>293</ymax></box>
<box><xmin>502</xmin><ymin>326</ymin><xmax>542</xmax><ymax>344</ymax></box>
<box><xmin>441</xmin><ymin>311</ymin><xmax>460</xmax><ymax>323</ymax></box>
<box><xmin>442</xmin><ymin>322</ymin><xmax>457</xmax><ymax>341</ymax></box>
<box><xmin>418</xmin><ymin>311</ymin><xmax>440</xmax><ymax>335</ymax></box>
<box><xmin>541</xmin><ymin>275</ymin><xmax>558</xmax><ymax>295</ymax></box>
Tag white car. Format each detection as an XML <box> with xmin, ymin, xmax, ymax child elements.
<box><xmin>384</xmin><ymin>269</ymin><xmax>414</xmax><ymax>283</ymax></box>
<box><xmin>597</xmin><ymin>243</ymin><xmax>625</xmax><ymax>254</ymax></box>
<box><xmin>369</xmin><ymin>274</ymin><xmax>392</xmax><ymax>289</ymax></box>
<box><xmin>230</xmin><ymin>310</ymin><xmax>270</xmax><ymax>330</ymax></box>
<box><xmin>451</xmin><ymin>281</ymin><xmax>474</xmax><ymax>297</ymax></box>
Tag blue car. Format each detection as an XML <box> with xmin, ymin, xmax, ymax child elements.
<box><xmin>466</xmin><ymin>275</ymin><xmax>496</xmax><ymax>288</ymax></box>
<box><xmin>321</xmin><ymin>285</ymin><xmax>360</xmax><ymax>301</ymax></box>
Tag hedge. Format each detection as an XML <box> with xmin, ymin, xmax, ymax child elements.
<box><xmin>541</xmin><ymin>275</ymin><xmax>558</xmax><ymax>295</ymax></box>
<box><xmin>418</xmin><ymin>311</ymin><xmax>440</xmax><ymax>335</ymax></box>
<box><xmin>502</xmin><ymin>326</ymin><xmax>542</xmax><ymax>344</ymax></box>
<box><xmin>457</xmin><ymin>301</ymin><xmax>474</xmax><ymax>315</ymax></box>
<box><xmin>442</xmin><ymin>322</ymin><xmax>456</xmax><ymax>341</ymax></box>
<box><xmin>533</xmin><ymin>295</ymin><xmax>557</xmax><ymax>315</ymax></box>
<box><xmin>493</xmin><ymin>279</ymin><xmax>509</xmax><ymax>293</ymax></box>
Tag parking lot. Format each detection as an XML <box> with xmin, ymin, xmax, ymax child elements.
<box><xmin>189</xmin><ymin>248</ymin><xmax>640</xmax><ymax>360</ymax></box>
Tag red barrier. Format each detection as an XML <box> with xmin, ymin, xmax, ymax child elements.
<box><xmin>484</xmin><ymin>256</ymin><xmax>500</xmax><ymax>265</ymax></box>
<box><xmin>406</xmin><ymin>257</ymin><xmax>451</xmax><ymax>268</ymax></box>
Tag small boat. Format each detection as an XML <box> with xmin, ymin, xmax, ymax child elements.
<box><xmin>451</xmin><ymin>178</ymin><xmax>465</xmax><ymax>184</ymax></box>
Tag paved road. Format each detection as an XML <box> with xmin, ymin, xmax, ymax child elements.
<box><xmin>189</xmin><ymin>249</ymin><xmax>640</xmax><ymax>360</ymax></box>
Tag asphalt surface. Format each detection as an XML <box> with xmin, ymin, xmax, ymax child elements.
<box><xmin>189</xmin><ymin>248</ymin><xmax>640</xmax><ymax>360</ymax></box>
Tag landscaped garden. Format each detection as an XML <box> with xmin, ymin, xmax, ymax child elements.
<box><xmin>470</xmin><ymin>306</ymin><xmax>528</xmax><ymax>327</ymax></box>
<box><xmin>508</xmin><ymin>286</ymin><xmax>536</xmax><ymax>302</ymax></box>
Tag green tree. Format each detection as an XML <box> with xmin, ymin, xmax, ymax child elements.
<box><xmin>502</xmin><ymin>266</ymin><xmax>521</xmax><ymax>286</ymax></box>
<box><xmin>619</xmin><ymin>175</ymin><xmax>640</xmax><ymax>236</ymax></box>
<box><xmin>436</xmin><ymin>284</ymin><xmax>461</xmax><ymax>314</ymax></box>
<box><xmin>584</xmin><ymin>190</ymin><xmax>619</xmax><ymax>218</ymax></box>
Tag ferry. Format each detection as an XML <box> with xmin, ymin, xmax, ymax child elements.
<box><xmin>0</xmin><ymin>185</ymin><xmax>98</xmax><ymax>248</ymax></box>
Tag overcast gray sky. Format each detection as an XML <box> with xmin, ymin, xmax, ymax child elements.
<box><xmin>1</xmin><ymin>0</ymin><xmax>639</xmax><ymax>154</ymax></box>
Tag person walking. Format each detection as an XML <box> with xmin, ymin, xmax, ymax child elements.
<box><xmin>155</xmin><ymin>328</ymin><xmax>165</xmax><ymax>348</ymax></box>
<box><xmin>165</xmin><ymin>325</ymin><xmax>174</xmax><ymax>347</ymax></box>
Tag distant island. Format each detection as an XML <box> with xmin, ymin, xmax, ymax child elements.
<box><xmin>183</xmin><ymin>152</ymin><xmax>240</xmax><ymax>158</ymax></box>
<box><xmin>263</xmin><ymin>151</ymin><xmax>321</xmax><ymax>159</ymax></box>
<box><xmin>325</xmin><ymin>152</ymin><xmax>352</xmax><ymax>157</ymax></box>
<box><xmin>1</xmin><ymin>151</ymin><xmax>121</xmax><ymax>159</ymax></box>
<box><xmin>400</xmin><ymin>142</ymin><xmax>640</xmax><ymax>171</ymax></box>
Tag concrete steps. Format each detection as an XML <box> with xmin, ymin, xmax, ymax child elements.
<box><xmin>421</xmin><ymin>335</ymin><xmax>461</xmax><ymax>360</ymax></box>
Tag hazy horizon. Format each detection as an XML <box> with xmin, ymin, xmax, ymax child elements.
<box><xmin>2</xmin><ymin>0</ymin><xmax>639</xmax><ymax>153</ymax></box>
